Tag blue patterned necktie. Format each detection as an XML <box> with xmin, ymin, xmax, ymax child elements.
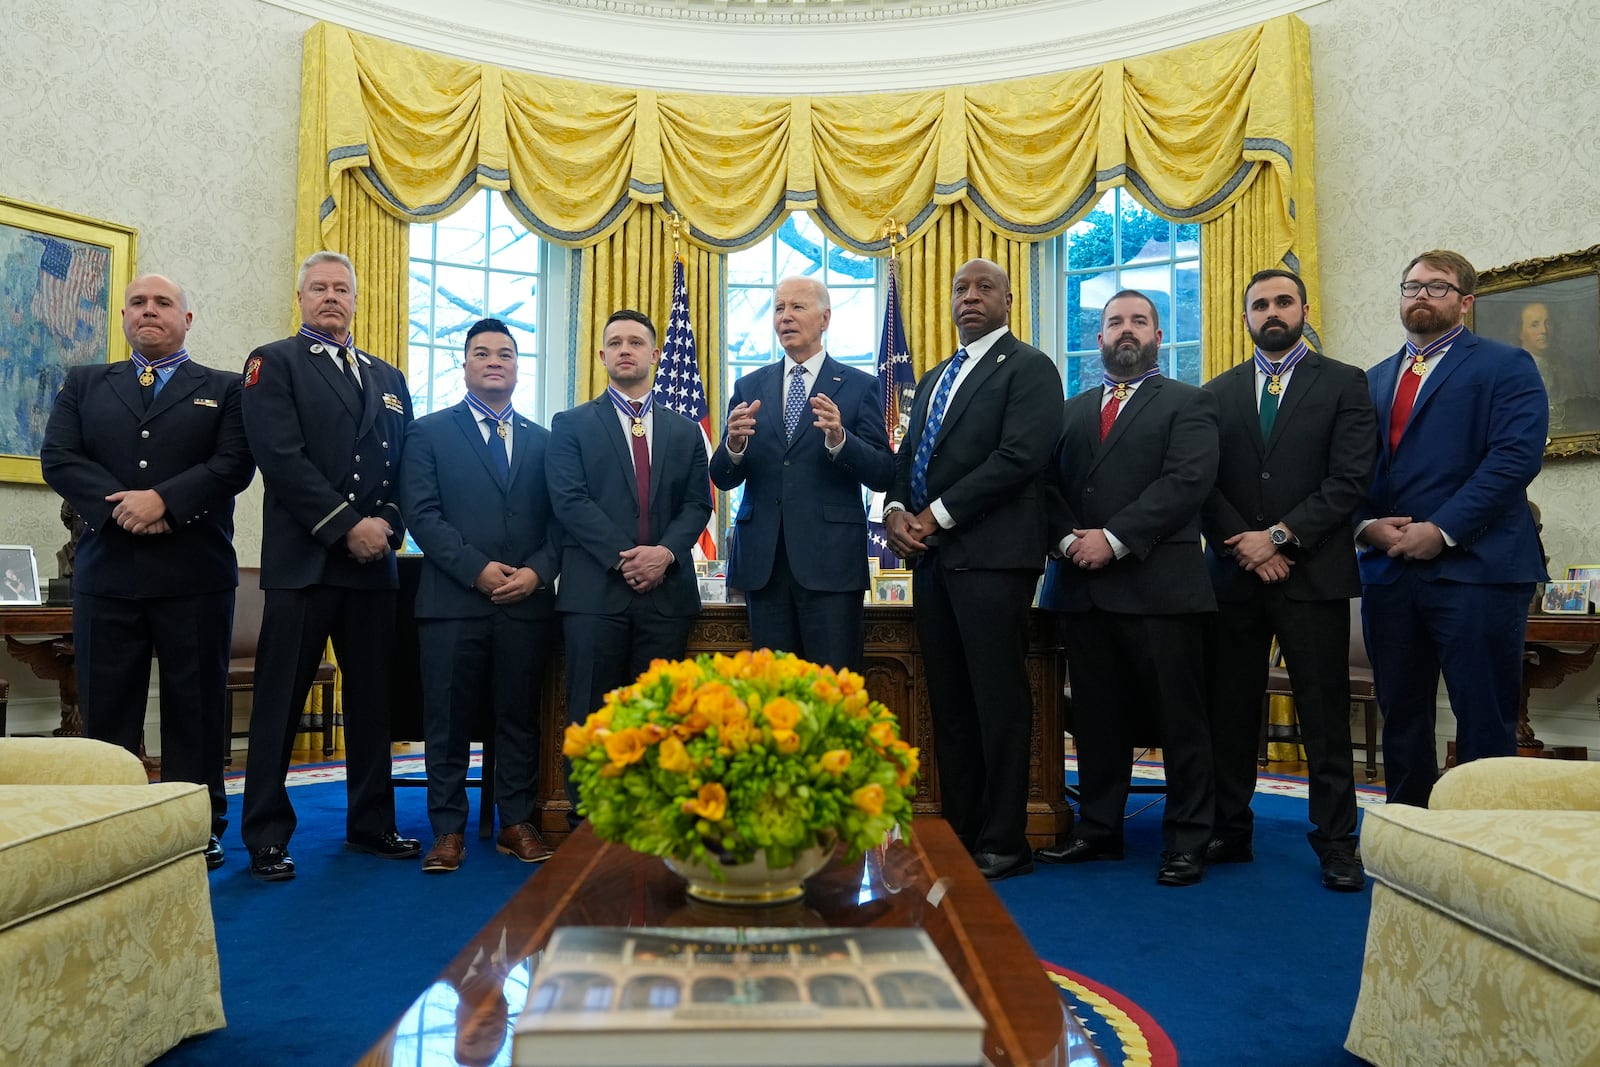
<box><xmin>783</xmin><ymin>363</ymin><xmax>808</xmax><ymax>439</ymax></box>
<box><xmin>909</xmin><ymin>347</ymin><xmax>969</xmax><ymax>511</ymax></box>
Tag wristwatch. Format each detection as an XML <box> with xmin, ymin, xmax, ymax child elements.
<box><xmin>1268</xmin><ymin>525</ymin><xmax>1290</xmax><ymax>547</ymax></box>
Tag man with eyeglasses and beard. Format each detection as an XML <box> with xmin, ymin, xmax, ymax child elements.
<box><xmin>1036</xmin><ymin>290</ymin><xmax>1219</xmax><ymax>887</ymax></box>
<box><xmin>1199</xmin><ymin>269</ymin><xmax>1376</xmax><ymax>892</ymax></box>
<box><xmin>1355</xmin><ymin>250</ymin><xmax>1547</xmax><ymax>809</ymax></box>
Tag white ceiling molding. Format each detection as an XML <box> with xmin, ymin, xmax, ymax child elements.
<box><xmin>260</xmin><ymin>0</ymin><xmax>1328</xmax><ymax>92</ymax></box>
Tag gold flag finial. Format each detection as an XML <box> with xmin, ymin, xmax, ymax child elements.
<box><xmin>879</xmin><ymin>218</ymin><xmax>907</xmax><ymax>256</ymax></box>
<box><xmin>669</xmin><ymin>211</ymin><xmax>684</xmax><ymax>260</ymax></box>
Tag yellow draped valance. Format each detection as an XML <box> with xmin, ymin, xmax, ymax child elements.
<box><xmin>296</xmin><ymin>18</ymin><xmax>1316</xmax><ymax>272</ymax></box>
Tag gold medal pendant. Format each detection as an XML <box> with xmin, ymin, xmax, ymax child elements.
<box><xmin>496</xmin><ymin>422</ymin><xmax>509</xmax><ymax>440</ymax></box>
<box><xmin>138</xmin><ymin>370</ymin><xmax>155</xmax><ymax>387</ymax></box>
<box><xmin>1410</xmin><ymin>359</ymin><xmax>1427</xmax><ymax>377</ymax></box>
<box><xmin>630</xmin><ymin>418</ymin><xmax>646</xmax><ymax>438</ymax></box>
<box><xmin>1267</xmin><ymin>377</ymin><xmax>1282</xmax><ymax>396</ymax></box>
<box><xmin>1112</xmin><ymin>384</ymin><xmax>1130</xmax><ymax>401</ymax></box>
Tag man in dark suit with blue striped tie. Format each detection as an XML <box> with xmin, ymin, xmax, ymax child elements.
<box><xmin>401</xmin><ymin>319</ymin><xmax>562</xmax><ymax>872</ymax></box>
<box><xmin>885</xmin><ymin>259</ymin><xmax>1064</xmax><ymax>882</ymax></box>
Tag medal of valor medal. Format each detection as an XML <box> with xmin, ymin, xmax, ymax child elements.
<box><xmin>1266</xmin><ymin>377</ymin><xmax>1283</xmax><ymax>395</ymax></box>
<box><xmin>1112</xmin><ymin>383</ymin><xmax>1131</xmax><ymax>401</ymax></box>
<box><xmin>631</xmin><ymin>418</ymin><xmax>646</xmax><ymax>438</ymax></box>
<box><xmin>139</xmin><ymin>370</ymin><xmax>155</xmax><ymax>387</ymax></box>
<box><xmin>1410</xmin><ymin>358</ymin><xmax>1427</xmax><ymax>376</ymax></box>
<box><xmin>496</xmin><ymin>421</ymin><xmax>509</xmax><ymax>440</ymax></box>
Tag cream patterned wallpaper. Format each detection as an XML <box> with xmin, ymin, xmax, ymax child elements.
<box><xmin>1304</xmin><ymin>0</ymin><xmax>1600</xmax><ymax>743</ymax></box>
<box><xmin>0</xmin><ymin>0</ymin><xmax>310</xmax><ymax>714</ymax></box>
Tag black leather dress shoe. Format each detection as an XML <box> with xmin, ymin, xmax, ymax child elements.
<box><xmin>1321</xmin><ymin>849</ymin><xmax>1366</xmax><ymax>892</ymax></box>
<box><xmin>1204</xmin><ymin>837</ymin><xmax>1254</xmax><ymax>864</ymax></box>
<box><xmin>203</xmin><ymin>835</ymin><xmax>225</xmax><ymax>871</ymax></box>
<box><xmin>1156</xmin><ymin>850</ymin><xmax>1204</xmax><ymax>887</ymax></box>
<box><xmin>973</xmin><ymin>850</ymin><xmax>1034</xmax><ymax>881</ymax></box>
<box><xmin>1035</xmin><ymin>838</ymin><xmax>1124</xmax><ymax>864</ymax></box>
<box><xmin>345</xmin><ymin>830</ymin><xmax>422</xmax><ymax>859</ymax></box>
<box><xmin>249</xmin><ymin>844</ymin><xmax>295</xmax><ymax>882</ymax></box>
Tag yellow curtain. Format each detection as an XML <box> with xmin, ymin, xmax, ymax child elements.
<box><xmin>572</xmin><ymin>207</ymin><xmax>724</xmax><ymax>409</ymax></box>
<box><xmin>898</xmin><ymin>203</ymin><xmax>1036</xmax><ymax>376</ymax></box>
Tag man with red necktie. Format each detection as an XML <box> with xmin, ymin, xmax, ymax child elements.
<box><xmin>1035</xmin><ymin>290</ymin><xmax>1219</xmax><ymax>887</ymax></box>
<box><xmin>546</xmin><ymin>309</ymin><xmax>712</xmax><ymax>827</ymax></box>
<box><xmin>1355</xmin><ymin>250</ymin><xmax>1548</xmax><ymax>808</ymax></box>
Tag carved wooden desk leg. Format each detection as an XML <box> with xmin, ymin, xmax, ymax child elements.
<box><xmin>3</xmin><ymin>636</ymin><xmax>80</xmax><ymax>736</ymax></box>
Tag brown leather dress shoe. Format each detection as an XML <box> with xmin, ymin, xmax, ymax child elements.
<box><xmin>496</xmin><ymin>822</ymin><xmax>554</xmax><ymax>863</ymax></box>
<box><xmin>422</xmin><ymin>833</ymin><xmax>465</xmax><ymax>873</ymax></box>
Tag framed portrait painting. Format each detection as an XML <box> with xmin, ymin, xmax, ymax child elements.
<box><xmin>1471</xmin><ymin>246</ymin><xmax>1600</xmax><ymax>458</ymax></box>
<box><xmin>0</xmin><ymin>196</ymin><xmax>138</xmax><ymax>484</ymax></box>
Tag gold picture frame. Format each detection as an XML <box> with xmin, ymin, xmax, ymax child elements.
<box><xmin>871</xmin><ymin>569</ymin><xmax>912</xmax><ymax>605</ymax></box>
<box><xmin>1470</xmin><ymin>245</ymin><xmax>1600</xmax><ymax>459</ymax></box>
<box><xmin>0</xmin><ymin>196</ymin><xmax>137</xmax><ymax>485</ymax></box>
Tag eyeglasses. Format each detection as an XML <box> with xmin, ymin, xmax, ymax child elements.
<box><xmin>1400</xmin><ymin>280</ymin><xmax>1464</xmax><ymax>299</ymax></box>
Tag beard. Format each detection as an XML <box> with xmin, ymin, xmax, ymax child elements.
<box><xmin>1403</xmin><ymin>302</ymin><xmax>1457</xmax><ymax>337</ymax></box>
<box><xmin>1099</xmin><ymin>335</ymin><xmax>1159</xmax><ymax>378</ymax></box>
<box><xmin>1249</xmin><ymin>318</ymin><xmax>1304</xmax><ymax>354</ymax></box>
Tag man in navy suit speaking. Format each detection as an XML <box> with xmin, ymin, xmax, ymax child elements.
<box><xmin>1356</xmin><ymin>249</ymin><xmax>1548</xmax><ymax>808</ymax></box>
<box><xmin>401</xmin><ymin>319</ymin><xmax>562</xmax><ymax>872</ymax></box>
<box><xmin>710</xmin><ymin>275</ymin><xmax>894</xmax><ymax>670</ymax></box>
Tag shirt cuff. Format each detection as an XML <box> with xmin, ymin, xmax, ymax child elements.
<box><xmin>1105</xmin><ymin>529</ymin><xmax>1129</xmax><ymax>559</ymax></box>
<box><xmin>825</xmin><ymin>432</ymin><xmax>846</xmax><ymax>458</ymax></box>
<box><xmin>1059</xmin><ymin>533</ymin><xmax>1077</xmax><ymax>555</ymax></box>
<box><xmin>1437</xmin><ymin>524</ymin><xmax>1457</xmax><ymax>547</ymax></box>
<box><xmin>931</xmin><ymin>499</ymin><xmax>955</xmax><ymax>530</ymax></box>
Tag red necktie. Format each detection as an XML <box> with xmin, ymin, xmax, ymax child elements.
<box><xmin>630</xmin><ymin>402</ymin><xmax>651</xmax><ymax>544</ymax></box>
<box><xmin>1387</xmin><ymin>356</ymin><xmax>1424</xmax><ymax>452</ymax></box>
<box><xmin>1099</xmin><ymin>392</ymin><xmax>1121</xmax><ymax>441</ymax></box>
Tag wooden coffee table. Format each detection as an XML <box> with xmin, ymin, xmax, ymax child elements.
<box><xmin>355</xmin><ymin>817</ymin><xmax>1108</xmax><ymax>1066</ymax></box>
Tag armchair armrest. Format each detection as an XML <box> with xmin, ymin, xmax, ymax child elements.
<box><xmin>1430</xmin><ymin>756</ymin><xmax>1600</xmax><ymax>812</ymax></box>
<box><xmin>0</xmin><ymin>738</ymin><xmax>148</xmax><ymax>786</ymax></box>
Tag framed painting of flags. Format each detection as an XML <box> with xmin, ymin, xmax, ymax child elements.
<box><xmin>0</xmin><ymin>196</ymin><xmax>137</xmax><ymax>484</ymax></box>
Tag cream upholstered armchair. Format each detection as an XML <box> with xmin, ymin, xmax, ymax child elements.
<box><xmin>0</xmin><ymin>737</ymin><xmax>225</xmax><ymax>1066</ymax></box>
<box><xmin>1346</xmin><ymin>757</ymin><xmax>1600</xmax><ymax>1066</ymax></box>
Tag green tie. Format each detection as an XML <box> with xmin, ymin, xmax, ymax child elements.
<box><xmin>1259</xmin><ymin>372</ymin><xmax>1280</xmax><ymax>442</ymax></box>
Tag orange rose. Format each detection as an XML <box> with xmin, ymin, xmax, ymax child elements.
<box><xmin>720</xmin><ymin>718</ymin><xmax>755</xmax><ymax>753</ymax></box>
<box><xmin>836</xmin><ymin>669</ymin><xmax>866</xmax><ymax>696</ymax></box>
<box><xmin>562</xmin><ymin>723</ymin><xmax>591</xmax><ymax>758</ymax></box>
<box><xmin>640</xmin><ymin>723</ymin><xmax>668</xmax><ymax>744</ymax></box>
<box><xmin>895</xmin><ymin>746</ymin><xmax>921</xmax><ymax>788</ymax></box>
<box><xmin>771</xmin><ymin>728</ymin><xmax>801</xmax><ymax>754</ymax></box>
<box><xmin>851</xmin><ymin>783</ymin><xmax>886</xmax><ymax>816</ymax></box>
<box><xmin>657</xmin><ymin>736</ymin><xmax>693</xmax><ymax>774</ymax></box>
<box><xmin>603</xmin><ymin>728</ymin><xmax>647</xmax><ymax>767</ymax></box>
<box><xmin>868</xmin><ymin>720</ymin><xmax>898</xmax><ymax>750</ymax></box>
<box><xmin>682</xmin><ymin>783</ymin><xmax>728</xmax><ymax>822</ymax></box>
<box><xmin>820</xmin><ymin>749</ymin><xmax>852</xmax><ymax>775</ymax></box>
<box><xmin>763</xmin><ymin>697</ymin><xmax>801</xmax><ymax>731</ymax></box>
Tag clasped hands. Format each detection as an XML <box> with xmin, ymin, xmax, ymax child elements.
<box><xmin>1225</xmin><ymin>528</ymin><xmax>1294</xmax><ymax>584</ymax></box>
<box><xmin>474</xmin><ymin>561</ymin><xmax>542</xmax><ymax>604</ymax></box>
<box><xmin>1360</xmin><ymin>515</ymin><xmax>1444</xmax><ymax>561</ymax></box>
<box><xmin>618</xmin><ymin>544</ymin><xmax>673</xmax><ymax>593</ymax></box>
<box><xmin>105</xmin><ymin>488</ymin><xmax>170</xmax><ymax>535</ymax></box>
<box><xmin>885</xmin><ymin>507</ymin><xmax>937</xmax><ymax>559</ymax></box>
<box><xmin>724</xmin><ymin>395</ymin><xmax>845</xmax><ymax>453</ymax></box>
<box><xmin>345</xmin><ymin>516</ymin><xmax>394</xmax><ymax>563</ymax></box>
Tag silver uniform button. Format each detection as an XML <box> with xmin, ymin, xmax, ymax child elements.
<box><xmin>353</xmin><ymin>473</ymin><xmax>361</xmax><ymax>482</ymax></box>
<box><xmin>140</xmin><ymin>430</ymin><xmax>150</xmax><ymax>439</ymax></box>
<box><xmin>348</xmin><ymin>493</ymin><xmax>356</xmax><ymax>501</ymax></box>
<box><xmin>354</xmin><ymin>454</ymin><xmax>361</xmax><ymax>462</ymax></box>
<box><xmin>382</xmin><ymin>441</ymin><xmax>389</xmax><ymax>448</ymax></box>
<box><xmin>138</xmin><ymin>460</ymin><xmax>149</xmax><ymax>469</ymax></box>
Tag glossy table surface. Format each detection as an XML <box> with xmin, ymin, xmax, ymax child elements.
<box><xmin>356</xmin><ymin>818</ymin><xmax>1106</xmax><ymax>1067</ymax></box>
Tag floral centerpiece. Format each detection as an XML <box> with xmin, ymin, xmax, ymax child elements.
<box><xmin>563</xmin><ymin>650</ymin><xmax>918</xmax><ymax>874</ymax></box>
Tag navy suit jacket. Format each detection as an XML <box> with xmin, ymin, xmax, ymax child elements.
<box><xmin>1356</xmin><ymin>329</ymin><xmax>1547</xmax><ymax>586</ymax></box>
<box><xmin>546</xmin><ymin>396</ymin><xmax>711</xmax><ymax>617</ymax></box>
<box><xmin>41</xmin><ymin>359</ymin><xmax>254</xmax><ymax>597</ymax></box>
<box><xmin>1039</xmin><ymin>376</ymin><xmax>1218</xmax><ymax>615</ymax></box>
<box><xmin>709</xmin><ymin>355</ymin><xmax>893</xmax><ymax>592</ymax></box>
<box><xmin>400</xmin><ymin>402</ymin><xmax>561</xmax><ymax>621</ymax></box>
<box><xmin>241</xmin><ymin>334</ymin><xmax>412</xmax><ymax>591</ymax></box>
<box><xmin>887</xmin><ymin>332</ymin><xmax>1063</xmax><ymax>572</ymax></box>
<box><xmin>1202</xmin><ymin>351</ymin><xmax>1377</xmax><ymax>603</ymax></box>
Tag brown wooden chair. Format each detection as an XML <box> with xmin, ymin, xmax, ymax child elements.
<box><xmin>1258</xmin><ymin>598</ymin><xmax>1381</xmax><ymax>781</ymax></box>
<box><xmin>228</xmin><ymin>567</ymin><xmax>337</xmax><ymax>761</ymax></box>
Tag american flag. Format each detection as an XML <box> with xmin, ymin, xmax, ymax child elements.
<box><xmin>32</xmin><ymin>237</ymin><xmax>108</xmax><ymax>342</ymax></box>
<box><xmin>652</xmin><ymin>254</ymin><xmax>718</xmax><ymax>559</ymax></box>
<box><xmin>869</xmin><ymin>257</ymin><xmax>915</xmax><ymax>569</ymax></box>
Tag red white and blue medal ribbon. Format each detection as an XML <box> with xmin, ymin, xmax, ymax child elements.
<box><xmin>466</xmin><ymin>393</ymin><xmax>514</xmax><ymax>439</ymax></box>
<box><xmin>1403</xmin><ymin>324</ymin><xmax>1464</xmax><ymax>376</ymax></box>
<box><xmin>1253</xmin><ymin>339</ymin><xmax>1309</xmax><ymax>396</ymax></box>
<box><xmin>1102</xmin><ymin>365</ymin><xmax>1161</xmax><ymax>401</ymax></box>
<box><xmin>607</xmin><ymin>386</ymin><xmax>652</xmax><ymax>438</ymax></box>
<box><xmin>131</xmin><ymin>347</ymin><xmax>190</xmax><ymax>387</ymax></box>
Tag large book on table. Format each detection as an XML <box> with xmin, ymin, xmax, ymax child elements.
<box><xmin>511</xmin><ymin>925</ymin><xmax>985</xmax><ymax>1067</ymax></box>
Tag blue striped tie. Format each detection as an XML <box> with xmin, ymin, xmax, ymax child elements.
<box><xmin>909</xmin><ymin>347</ymin><xmax>968</xmax><ymax>511</ymax></box>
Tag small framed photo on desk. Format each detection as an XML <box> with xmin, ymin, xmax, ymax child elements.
<box><xmin>0</xmin><ymin>545</ymin><xmax>42</xmax><ymax>605</ymax></box>
<box><xmin>872</xmin><ymin>570</ymin><xmax>912</xmax><ymax>605</ymax></box>
<box><xmin>1541</xmin><ymin>579</ymin><xmax>1592</xmax><ymax>615</ymax></box>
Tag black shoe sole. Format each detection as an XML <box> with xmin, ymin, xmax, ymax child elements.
<box><xmin>981</xmin><ymin>861</ymin><xmax>1034</xmax><ymax>881</ymax></box>
<box><xmin>345</xmin><ymin>840</ymin><xmax>421</xmax><ymax>860</ymax></box>
<box><xmin>249</xmin><ymin>866</ymin><xmax>295</xmax><ymax>882</ymax></box>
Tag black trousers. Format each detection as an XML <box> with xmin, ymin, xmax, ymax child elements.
<box><xmin>744</xmin><ymin>530</ymin><xmax>865</xmax><ymax>671</ymax></box>
<box><xmin>1206</xmin><ymin>591</ymin><xmax>1356</xmax><ymax>855</ymax></box>
<box><xmin>75</xmin><ymin>588</ymin><xmax>232</xmax><ymax>835</ymax></box>
<box><xmin>914</xmin><ymin>560</ymin><xmax>1039</xmax><ymax>857</ymax></box>
<box><xmin>241</xmin><ymin>585</ymin><xmax>397</xmax><ymax>850</ymax></box>
<box><xmin>561</xmin><ymin>602</ymin><xmax>694</xmax><ymax>823</ymax></box>
<box><xmin>1061</xmin><ymin>609</ymin><xmax>1213</xmax><ymax>856</ymax></box>
<box><xmin>417</xmin><ymin>613</ymin><xmax>553</xmax><ymax>837</ymax></box>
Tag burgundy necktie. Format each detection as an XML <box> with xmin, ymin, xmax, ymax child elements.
<box><xmin>630</xmin><ymin>402</ymin><xmax>651</xmax><ymax>544</ymax></box>
<box><xmin>1099</xmin><ymin>392</ymin><xmax>1121</xmax><ymax>441</ymax></box>
<box><xmin>1388</xmin><ymin>356</ymin><xmax>1424</xmax><ymax>452</ymax></box>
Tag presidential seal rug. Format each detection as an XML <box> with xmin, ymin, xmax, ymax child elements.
<box><xmin>1043</xmin><ymin>961</ymin><xmax>1179</xmax><ymax>1067</ymax></box>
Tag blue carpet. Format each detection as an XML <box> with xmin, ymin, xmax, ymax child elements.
<box><xmin>995</xmin><ymin>775</ymin><xmax>1375</xmax><ymax>1067</ymax></box>
<box><xmin>157</xmin><ymin>767</ymin><xmax>1376</xmax><ymax>1066</ymax></box>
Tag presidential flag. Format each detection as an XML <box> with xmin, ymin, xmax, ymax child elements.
<box><xmin>652</xmin><ymin>255</ymin><xmax>718</xmax><ymax>559</ymax></box>
<box><xmin>868</xmin><ymin>258</ymin><xmax>915</xmax><ymax>569</ymax></box>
